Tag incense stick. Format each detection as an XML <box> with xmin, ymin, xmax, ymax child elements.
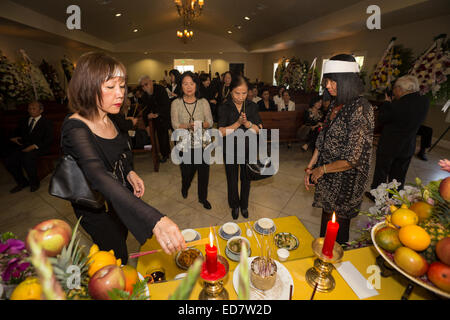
<box><xmin>289</xmin><ymin>285</ymin><xmax>293</xmax><ymax>300</ymax></box>
<box><xmin>310</xmin><ymin>282</ymin><xmax>318</xmax><ymax>300</ymax></box>
<box><xmin>129</xmin><ymin>238</ymin><xmax>209</xmax><ymax>259</ymax></box>
<box><xmin>213</xmin><ymin>226</ymin><xmax>221</xmax><ymax>255</ymax></box>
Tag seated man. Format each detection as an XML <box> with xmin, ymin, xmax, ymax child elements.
<box><xmin>4</xmin><ymin>101</ymin><xmax>53</xmax><ymax>192</ymax></box>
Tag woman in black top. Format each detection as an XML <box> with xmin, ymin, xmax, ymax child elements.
<box><xmin>258</xmin><ymin>87</ymin><xmax>277</xmax><ymax>112</ymax></box>
<box><xmin>300</xmin><ymin>95</ymin><xmax>324</xmax><ymax>152</ymax></box>
<box><xmin>219</xmin><ymin>71</ymin><xmax>232</xmax><ymax>105</ymax></box>
<box><xmin>62</xmin><ymin>52</ymin><xmax>185</xmax><ymax>264</ymax></box>
<box><xmin>218</xmin><ymin>75</ymin><xmax>262</xmax><ymax>219</ymax></box>
<box><xmin>166</xmin><ymin>69</ymin><xmax>181</xmax><ymax>102</ymax></box>
<box><xmin>199</xmin><ymin>73</ymin><xmax>219</xmax><ymax>122</ymax></box>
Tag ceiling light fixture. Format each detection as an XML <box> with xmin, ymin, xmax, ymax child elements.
<box><xmin>115</xmin><ymin>13</ymin><xmax>122</xmax><ymax>17</ymax></box>
<box><xmin>177</xmin><ymin>28</ymin><xmax>194</xmax><ymax>44</ymax></box>
<box><xmin>227</xmin><ymin>30</ymin><xmax>232</xmax><ymax>34</ymax></box>
<box><xmin>244</xmin><ymin>16</ymin><xmax>250</xmax><ymax>21</ymax></box>
<box><xmin>174</xmin><ymin>0</ymin><xmax>204</xmax><ymax>26</ymax></box>
<box><xmin>133</xmin><ymin>29</ymin><xmax>138</xmax><ymax>32</ymax></box>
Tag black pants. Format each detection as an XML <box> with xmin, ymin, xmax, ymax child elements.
<box><xmin>371</xmin><ymin>149</ymin><xmax>412</xmax><ymax>190</ymax></box>
<box><xmin>320</xmin><ymin>210</ymin><xmax>351</xmax><ymax>244</ymax></box>
<box><xmin>4</xmin><ymin>147</ymin><xmax>40</xmax><ymax>187</ymax></box>
<box><xmin>73</xmin><ymin>203</ymin><xmax>129</xmax><ymax>264</ymax></box>
<box><xmin>155</xmin><ymin>121</ymin><xmax>171</xmax><ymax>158</ymax></box>
<box><xmin>180</xmin><ymin>148</ymin><xmax>210</xmax><ymax>202</ymax></box>
<box><xmin>417</xmin><ymin>125</ymin><xmax>433</xmax><ymax>152</ymax></box>
<box><xmin>225</xmin><ymin>163</ymin><xmax>250</xmax><ymax>209</ymax></box>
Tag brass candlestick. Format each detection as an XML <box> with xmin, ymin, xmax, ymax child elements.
<box><xmin>199</xmin><ymin>255</ymin><xmax>229</xmax><ymax>300</ymax></box>
<box><xmin>305</xmin><ymin>238</ymin><xmax>344</xmax><ymax>293</ymax></box>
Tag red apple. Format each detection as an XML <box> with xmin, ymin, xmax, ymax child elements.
<box><xmin>88</xmin><ymin>265</ymin><xmax>126</xmax><ymax>300</ymax></box>
<box><xmin>439</xmin><ymin>176</ymin><xmax>450</xmax><ymax>201</ymax></box>
<box><xmin>26</xmin><ymin>219</ymin><xmax>72</xmax><ymax>257</ymax></box>
<box><xmin>427</xmin><ymin>262</ymin><xmax>450</xmax><ymax>293</ymax></box>
<box><xmin>436</xmin><ymin>237</ymin><xmax>450</xmax><ymax>266</ymax></box>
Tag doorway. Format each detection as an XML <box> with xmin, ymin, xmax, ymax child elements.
<box><xmin>229</xmin><ymin>63</ymin><xmax>245</xmax><ymax>76</ymax></box>
<box><xmin>173</xmin><ymin>59</ymin><xmax>211</xmax><ymax>74</ymax></box>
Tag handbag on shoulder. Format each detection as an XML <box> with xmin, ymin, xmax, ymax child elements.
<box><xmin>49</xmin><ymin>154</ymin><xmax>105</xmax><ymax>209</ymax></box>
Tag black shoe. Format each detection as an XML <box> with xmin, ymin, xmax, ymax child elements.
<box><xmin>30</xmin><ymin>184</ymin><xmax>40</xmax><ymax>192</ymax></box>
<box><xmin>241</xmin><ymin>207</ymin><xmax>249</xmax><ymax>219</ymax></box>
<box><xmin>160</xmin><ymin>155</ymin><xmax>168</xmax><ymax>163</ymax></box>
<box><xmin>9</xmin><ymin>184</ymin><xmax>28</xmax><ymax>193</ymax></box>
<box><xmin>231</xmin><ymin>208</ymin><xmax>239</xmax><ymax>220</ymax></box>
<box><xmin>200</xmin><ymin>200</ymin><xmax>212</xmax><ymax>210</ymax></box>
<box><xmin>365</xmin><ymin>191</ymin><xmax>375</xmax><ymax>203</ymax></box>
<box><xmin>181</xmin><ymin>187</ymin><xmax>188</xmax><ymax>199</ymax></box>
<box><xmin>417</xmin><ymin>152</ymin><xmax>428</xmax><ymax>161</ymax></box>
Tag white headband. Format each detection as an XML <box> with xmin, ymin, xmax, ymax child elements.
<box><xmin>323</xmin><ymin>60</ymin><xmax>360</xmax><ymax>74</ymax></box>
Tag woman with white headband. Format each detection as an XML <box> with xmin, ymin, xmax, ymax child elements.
<box><xmin>61</xmin><ymin>52</ymin><xmax>186</xmax><ymax>264</ymax></box>
<box><xmin>304</xmin><ymin>54</ymin><xmax>374</xmax><ymax>244</ymax></box>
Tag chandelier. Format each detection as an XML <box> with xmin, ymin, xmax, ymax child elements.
<box><xmin>173</xmin><ymin>0</ymin><xmax>204</xmax><ymax>26</ymax></box>
<box><xmin>177</xmin><ymin>28</ymin><xmax>194</xmax><ymax>43</ymax></box>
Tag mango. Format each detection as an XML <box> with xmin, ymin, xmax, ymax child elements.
<box><xmin>375</xmin><ymin>226</ymin><xmax>402</xmax><ymax>252</ymax></box>
<box><xmin>394</xmin><ymin>247</ymin><xmax>428</xmax><ymax>277</ymax></box>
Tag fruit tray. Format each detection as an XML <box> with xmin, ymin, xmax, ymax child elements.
<box><xmin>371</xmin><ymin>221</ymin><xmax>450</xmax><ymax>299</ymax></box>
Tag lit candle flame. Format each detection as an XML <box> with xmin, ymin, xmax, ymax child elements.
<box><xmin>209</xmin><ymin>226</ymin><xmax>213</xmax><ymax>247</ymax></box>
<box><xmin>332</xmin><ymin>212</ymin><xmax>336</xmax><ymax>223</ymax></box>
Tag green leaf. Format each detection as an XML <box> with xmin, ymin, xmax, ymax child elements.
<box><xmin>108</xmin><ymin>288</ymin><xmax>131</xmax><ymax>300</ymax></box>
<box><xmin>169</xmin><ymin>258</ymin><xmax>202</xmax><ymax>300</ymax></box>
<box><xmin>238</xmin><ymin>242</ymin><xmax>250</xmax><ymax>300</ymax></box>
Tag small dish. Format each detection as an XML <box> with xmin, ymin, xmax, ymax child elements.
<box><xmin>277</xmin><ymin>248</ymin><xmax>290</xmax><ymax>262</ymax></box>
<box><xmin>175</xmin><ymin>248</ymin><xmax>203</xmax><ymax>270</ymax></box>
<box><xmin>273</xmin><ymin>232</ymin><xmax>299</xmax><ymax>251</ymax></box>
<box><xmin>254</xmin><ymin>218</ymin><xmax>276</xmax><ymax>235</ymax></box>
<box><xmin>225</xmin><ymin>246</ymin><xmax>252</xmax><ymax>262</ymax></box>
<box><xmin>219</xmin><ymin>222</ymin><xmax>242</xmax><ymax>240</ymax></box>
<box><xmin>181</xmin><ymin>229</ymin><xmax>200</xmax><ymax>242</ymax></box>
<box><xmin>227</xmin><ymin>236</ymin><xmax>251</xmax><ymax>255</ymax></box>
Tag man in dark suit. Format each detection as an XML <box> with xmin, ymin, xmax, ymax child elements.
<box><xmin>5</xmin><ymin>101</ymin><xmax>53</xmax><ymax>192</ymax></box>
<box><xmin>138</xmin><ymin>75</ymin><xmax>171</xmax><ymax>163</ymax></box>
<box><xmin>366</xmin><ymin>76</ymin><xmax>429</xmax><ymax>201</ymax></box>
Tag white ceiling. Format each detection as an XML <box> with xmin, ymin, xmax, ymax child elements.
<box><xmin>1</xmin><ymin>0</ymin><xmax>449</xmax><ymax>53</ymax></box>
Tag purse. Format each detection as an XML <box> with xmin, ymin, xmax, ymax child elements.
<box><xmin>49</xmin><ymin>120</ymin><xmax>131</xmax><ymax>209</ymax></box>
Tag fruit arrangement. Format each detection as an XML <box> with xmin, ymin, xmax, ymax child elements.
<box><xmin>8</xmin><ymin>218</ymin><xmax>149</xmax><ymax>300</ymax></box>
<box><xmin>372</xmin><ymin>177</ymin><xmax>450</xmax><ymax>296</ymax></box>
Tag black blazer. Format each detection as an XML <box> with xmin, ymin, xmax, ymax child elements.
<box><xmin>13</xmin><ymin>116</ymin><xmax>53</xmax><ymax>155</ymax></box>
<box><xmin>377</xmin><ymin>92</ymin><xmax>429</xmax><ymax>157</ymax></box>
<box><xmin>140</xmin><ymin>84</ymin><xmax>171</xmax><ymax>127</ymax></box>
<box><xmin>258</xmin><ymin>99</ymin><xmax>277</xmax><ymax>112</ymax></box>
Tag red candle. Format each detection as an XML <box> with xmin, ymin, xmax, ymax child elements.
<box><xmin>322</xmin><ymin>212</ymin><xmax>339</xmax><ymax>258</ymax></box>
<box><xmin>205</xmin><ymin>228</ymin><xmax>217</xmax><ymax>274</ymax></box>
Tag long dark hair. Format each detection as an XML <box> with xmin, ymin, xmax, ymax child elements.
<box><xmin>169</xmin><ymin>69</ymin><xmax>181</xmax><ymax>84</ymax></box>
<box><xmin>178</xmin><ymin>71</ymin><xmax>200</xmax><ymax>99</ymax></box>
<box><xmin>322</xmin><ymin>54</ymin><xmax>364</xmax><ymax>105</ymax></box>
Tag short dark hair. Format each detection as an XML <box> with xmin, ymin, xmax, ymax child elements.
<box><xmin>322</xmin><ymin>54</ymin><xmax>364</xmax><ymax>105</ymax></box>
<box><xmin>68</xmin><ymin>52</ymin><xmax>126</xmax><ymax>120</ymax></box>
<box><xmin>229</xmin><ymin>73</ymin><xmax>248</xmax><ymax>92</ymax></box>
<box><xmin>260</xmin><ymin>86</ymin><xmax>270</xmax><ymax>96</ymax></box>
<box><xmin>199</xmin><ymin>73</ymin><xmax>210</xmax><ymax>83</ymax></box>
<box><xmin>178</xmin><ymin>71</ymin><xmax>200</xmax><ymax>98</ymax></box>
<box><xmin>309</xmin><ymin>95</ymin><xmax>322</xmax><ymax>108</ymax></box>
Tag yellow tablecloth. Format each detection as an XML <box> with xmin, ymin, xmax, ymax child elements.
<box><xmin>136</xmin><ymin>216</ymin><xmax>315</xmax><ymax>280</ymax></box>
<box><xmin>144</xmin><ymin>246</ymin><xmax>436</xmax><ymax>300</ymax></box>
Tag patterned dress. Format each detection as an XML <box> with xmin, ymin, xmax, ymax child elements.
<box><xmin>312</xmin><ymin>96</ymin><xmax>374</xmax><ymax>219</ymax></box>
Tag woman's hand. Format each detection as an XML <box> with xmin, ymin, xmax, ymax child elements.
<box><xmin>439</xmin><ymin>159</ymin><xmax>450</xmax><ymax>172</ymax></box>
<box><xmin>152</xmin><ymin>216</ymin><xmax>186</xmax><ymax>255</ymax></box>
<box><xmin>310</xmin><ymin>166</ymin><xmax>325</xmax><ymax>184</ymax></box>
<box><xmin>127</xmin><ymin>171</ymin><xmax>145</xmax><ymax>198</ymax></box>
<box><xmin>304</xmin><ymin>168</ymin><xmax>314</xmax><ymax>191</ymax></box>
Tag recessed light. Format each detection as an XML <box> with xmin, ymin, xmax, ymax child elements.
<box><xmin>115</xmin><ymin>13</ymin><xmax>122</xmax><ymax>17</ymax></box>
<box><xmin>244</xmin><ymin>16</ymin><xmax>250</xmax><ymax>21</ymax></box>
<box><xmin>219</xmin><ymin>52</ymin><xmax>223</xmax><ymax>54</ymax></box>
<box><xmin>133</xmin><ymin>29</ymin><xmax>138</xmax><ymax>32</ymax></box>
<box><xmin>144</xmin><ymin>51</ymin><xmax>148</xmax><ymax>55</ymax></box>
<box><xmin>227</xmin><ymin>30</ymin><xmax>232</xmax><ymax>34</ymax></box>
<box><xmin>237</xmin><ymin>25</ymin><xmax>242</xmax><ymax>29</ymax></box>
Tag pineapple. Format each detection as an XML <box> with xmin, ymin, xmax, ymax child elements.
<box><xmin>418</xmin><ymin>219</ymin><xmax>449</xmax><ymax>264</ymax></box>
<box><xmin>48</xmin><ymin>218</ymin><xmax>91</xmax><ymax>300</ymax></box>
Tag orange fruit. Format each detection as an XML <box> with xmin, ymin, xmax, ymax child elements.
<box><xmin>409</xmin><ymin>201</ymin><xmax>433</xmax><ymax>222</ymax></box>
<box><xmin>391</xmin><ymin>205</ymin><xmax>418</xmax><ymax>227</ymax></box>
<box><xmin>10</xmin><ymin>277</ymin><xmax>42</xmax><ymax>300</ymax></box>
<box><xmin>399</xmin><ymin>225</ymin><xmax>431</xmax><ymax>251</ymax></box>
<box><xmin>122</xmin><ymin>265</ymin><xmax>139</xmax><ymax>294</ymax></box>
<box><xmin>87</xmin><ymin>248</ymin><xmax>121</xmax><ymax>277</ymax></box>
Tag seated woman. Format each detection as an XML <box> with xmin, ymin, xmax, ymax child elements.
<box><xmin>62</xmin><ymin>52</ymin><xmax>185</xmax><ymax>264</ymax></box>
<box><xmin>258</xmin><ymin>87</ymin><xmax>277</xmax><ymax>112</ymax></box>
<box><xmin>252</xmin><ymin>86</ymin><xmax>262</xmax><ymax>104</ymax></box>
<box><xmin>300</xmin><ymin>95</ymin><xmax>324</xmax><ymax>152</ymax></box>
<box><xmin>273</xmin><ymin>86</ymin><xmax>285</xmax><ymax>106</ymax></box>
<box><xmin>277</xmin><ymin>90</ymin><xmax>296</xmax><ymax>111</ymax></box>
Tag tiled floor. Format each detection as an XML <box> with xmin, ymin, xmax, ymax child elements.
<box><xmin>1</xmin><ymin>142</ymin><xmax>449</xmax><ymax>268</ymax></box>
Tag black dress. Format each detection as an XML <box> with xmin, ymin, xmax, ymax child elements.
<box><xmin>218</xmin><ymin>99</ymin><xmax>262</xmax><ymax>210</ymax></box>
<box><xmin>257</xmin><ymin>99</ymin><xmax>277</xmax><ymax>112</ymax></box>
<box><xmin>61</xmin><ymin>116</ymin><xmax>165</xmax><ymax>263</ymax></box>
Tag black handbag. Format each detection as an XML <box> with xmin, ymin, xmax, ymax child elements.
<box><xmin>245</xmin><ymin>158</ymin><xmax>273</xmax><ymax>181</ymax></box>
<box><xmin>49</xmin><ymin>154</ymin><xmax>105</xmax><ymax>208</ymax></box>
